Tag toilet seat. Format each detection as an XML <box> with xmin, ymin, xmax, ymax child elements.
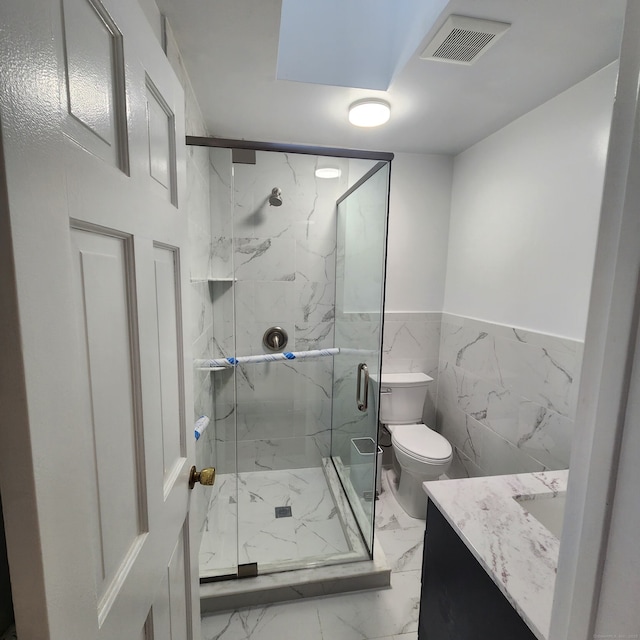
<box><xmin>391</xmin><ymin>423</ymin><xmax>452</xmax><ymax>463</ymax></box>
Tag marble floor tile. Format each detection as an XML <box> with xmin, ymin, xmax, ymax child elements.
<box><xmin>201</xmin><ymin>466</ymin><xmax>426</xmax><ymax>640</ymax></box>
<box><xmin>200</xmin><ymin>467</ymin><xmax>352</xmax><ymax>578</ymax></box>
<box><xmin>201</xmin><ymin>598</ymin><xmax>323</xmax><ymax>640</ymax></box>
<box><xmin>376</xmin><ymin>526</ymin><xmax>425</xmax><ymax>573</ymax></box>
<box><xmin>314</xmin><ymin>570</ymin><xmax>421</xmax><ymax>640</ymax></box>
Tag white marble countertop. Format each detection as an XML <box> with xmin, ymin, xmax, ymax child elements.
<box><xmin>423</xmin><ymin>470</ymin><xmax>568</xmax><ymax>640</ymax></box>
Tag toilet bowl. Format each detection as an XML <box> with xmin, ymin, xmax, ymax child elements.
<box><xmin>378</xmin><ymin>373</ymin><xmax>452</xmax><ymax>519</ymax></box>
<box><xmin>387</xmin><ymin>422</ymin><xmax>452</xmax><ymax>518</ymax></box>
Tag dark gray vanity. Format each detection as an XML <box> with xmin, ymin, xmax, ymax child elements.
<box><xmin>419</xmin><ymin>500</ymin><xmax>537</xmax><ymax>639</ymax></box>
<box><xmin>418</xmin><ymin>471</ymin><xmax>567</xmax><ymax>640</ymax></box>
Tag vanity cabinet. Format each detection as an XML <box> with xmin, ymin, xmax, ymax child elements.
<box><xmin>418</xmin><ymin>500</ymin><xmax>537</xmax><ymax>640</ymax></box>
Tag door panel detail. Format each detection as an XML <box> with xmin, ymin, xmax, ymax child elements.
<box><xmin>0</xmin><ymin>0</ymin><xmax>194</xmax><ymax>636</ymax></box>
<box><xmin>145</xmin><ymin>76</ymin><xmax>177</xmax><ymax>205</ymax></box>
<box><xmin>152</xmin><ymin>245</ymin><xmax>186</xmax><ymax>494</ymax></box>
<box><xmin>70</xmin><ymin>227</ymin><xmax>148</xmax><ymax>599</ymax></box>
<box><xmin>61</xmin><ymin>0</ymin><xmax>128</xmax><ymax>170</ymax></box>
<box><xmin>151</xmin><ymin>524</ymin><xmax>191</xmax><ymax>640</ymax></box>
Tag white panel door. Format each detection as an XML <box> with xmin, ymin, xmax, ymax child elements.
<box><xmin>0</xmin><ymin>1</ymin><xmax>200</xmax><ymax>639</ymax></box>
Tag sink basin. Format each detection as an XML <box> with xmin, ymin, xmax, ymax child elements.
<box><xmin>514</xmin><ymin>492</ymin><xmax>566</xmax><ymax>539</ymax></box>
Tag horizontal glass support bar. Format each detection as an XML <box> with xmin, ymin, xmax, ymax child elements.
<box><xmin>195</xmin><ymin>348</ymin><xmax>340</xmax><ymax>369</ymax></box>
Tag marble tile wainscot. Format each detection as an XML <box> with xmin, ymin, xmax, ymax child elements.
<box><xmin>437</xmin><ymin>314</ymin><xmax>583</xmax><ymax>478</ymax></box>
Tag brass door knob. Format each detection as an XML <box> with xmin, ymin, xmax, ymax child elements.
<box><xmin>189</xmin><ymin>466</ymin><xmax>216</xmax><ymax>489</ymax></box>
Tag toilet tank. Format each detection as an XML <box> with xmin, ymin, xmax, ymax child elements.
<box><xmin>378</xmin><ymin>372</ymin><xmax>433</xmax><ymax>425</ymax></box>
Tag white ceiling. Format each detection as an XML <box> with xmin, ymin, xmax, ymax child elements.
<box><xmin>156</xmin><ymin>0</ymin><xmax>626</xmax><ymax>155</ymax></box>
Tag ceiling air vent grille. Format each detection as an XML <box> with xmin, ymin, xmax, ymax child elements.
<box><xmin>421</xmin><ymin>15</ymin><xmax>510</xmax><ymax>65</ymax></box>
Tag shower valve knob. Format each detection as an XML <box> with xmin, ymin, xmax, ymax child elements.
<box><xmin>263</xmin><ymin>326</ymin><xmax>288</xmax><ymax>351</ymax></box>
<box><xmin>189</xmin><ymin>466</ymin><xmax>216</xmax><ymax>489</ymax></box>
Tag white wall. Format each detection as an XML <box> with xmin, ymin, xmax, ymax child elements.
<box><xmin>385</xmin><ymin>152</ymin><xmax>453</xmax><ymax>312</ymax></box>
<box><xmin>443</xmin><ymin>63</ymin><xmax>617</xmax><ymax>340</ymax></box>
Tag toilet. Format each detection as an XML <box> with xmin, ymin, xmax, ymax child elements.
<box><xmin>379</xmin><ymin>372</ymin><xmax>452</xmax><ymax>519</ymax></box>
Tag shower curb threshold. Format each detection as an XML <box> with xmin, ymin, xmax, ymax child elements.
<box><xmin>200</xmin><ymin>541</ymin><xmax>390</xmax><ymax>614</ymax></box>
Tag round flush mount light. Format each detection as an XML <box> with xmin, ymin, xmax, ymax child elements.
<box><xmin>348</xmin><ymin>99</ymin><xmax>391</xmax><ymax>127</ymax></box>
<box><xmin>315</xmin><ymin>167</ymin><xmax>342</xmax><ymax>179</ymax></box>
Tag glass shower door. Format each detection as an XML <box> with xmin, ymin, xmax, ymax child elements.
<box><xmin>331</xmin><ymin>161</ymin><xmax>390</xmax><ymax>553</ymax></box>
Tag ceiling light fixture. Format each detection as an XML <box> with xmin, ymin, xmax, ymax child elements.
<box><xmin>348</xmin><ymin>99</ymin><xmax>391</xmax><ymax>127</ymax></box>
<box><xmin>315</xmin><ymin>167</ymin><xmax>342</xmax><ymax>179</ymax></box>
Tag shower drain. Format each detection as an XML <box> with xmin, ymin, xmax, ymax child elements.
<box><xmin>275</xmin><ymin>506</ymin><xmax>292</xmax><ymax>518</ymax></box>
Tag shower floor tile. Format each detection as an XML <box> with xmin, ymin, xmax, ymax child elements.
<box><xmin>201</xmin><ymin>470</ymin><xmax>427</xmax><ymax>640</ymax></box>
<box><xmin>199</xmin><ymin>467</ymin><xmax>352</xmax><ymax>578</ymax></box>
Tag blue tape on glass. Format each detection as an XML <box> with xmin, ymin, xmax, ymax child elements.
<box><xmin>194</xmin><ymin>415</ymin><xmax>210</xmax><ymax>440</ymax></box>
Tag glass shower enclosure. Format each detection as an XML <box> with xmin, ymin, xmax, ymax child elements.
<box><xmin>191</xmin><ymin>142</ymin><xmax>390</xmax><ymax>581</ymax></box>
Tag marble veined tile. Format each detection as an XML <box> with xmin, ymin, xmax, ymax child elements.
<box><xmin>295</xmin><ymin>280</ymin><xmax>335</xmax><ymax>325</ymax></box>
<box><xmin>516</xmin><ymin>400</ymin><xmax>573</xmax><ymax>469</ymax></box>
<box><xmin>295</xmin><ymin>237</ymin><xmax>337</xmax><ymax>285</ymax></box>
<box><xmin>315</xmin><ymin>570</ymin><xmax>421</xmax><ymax>640</ymax></box>
<box><xmin>200</xmin><ymin>467</ymin><xmax>426</xmax><ymax>639</ymax></box>
<box><xmin>494</xmin><ymin>337</ymin><xmax>578</xmax><ymax>419</ymax></box>
<box><xmin>210</xmin><ymin>237</ymin><xmax>233</xmax><ymax>280</ymax></box>
<box><xmin>199</xmin><ymin>474</ymin><xmax>239</xmax><ymax>578</ymax></box>
<box><xmin>234</xmin><ymin>237</ymin><xmax>296</xmax><ymax>282</ymax></box>
<box><xmin>382</xmin><ymin>319</ymin><xmax>440</xmax><ymax>362</ymax></box>
<box><xmin>447</xmin><ymin>447</ymin><xmax>485</xmax><ymax>479</ymax></box>
<box><xmin>437</xmin><ymin>314</ymin><xmax>582</xmax><ymax>478</ymax></box>
<box><xmin>236</xmin><ymin>436</ymin><xmax>323</xmax><ymax>472</ymax></box>
<box><xmin>201</xmin><ymin>597</ymin><xmax>323</xmax><ymax>640</ymax></box>
<box><xmin>201</xmin><ymin>467</ymin><xmax>353</xmax><ymax>577</ymax></box>
<box><xmin>294</xmin><ymin>320</ymin><xmax>334</xmax><ymax>351</ymax></box>
<box><xmin>375</xmin><ymin>526</ymin><xmax>424</xmax><ymax>573</ymax></box>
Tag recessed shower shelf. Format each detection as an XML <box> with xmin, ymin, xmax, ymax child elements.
<box><xmin>197</xmin><ymin>366</ymin><xmax>228</xmax><ymax>372</ymax></box>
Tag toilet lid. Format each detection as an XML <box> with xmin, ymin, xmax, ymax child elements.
<box><xmin>392</xmin><ymin>423</ymin><xmax>452</xmax><ymax>462</ymax></box>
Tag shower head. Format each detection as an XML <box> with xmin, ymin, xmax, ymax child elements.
<box><xmin>269</xmin><ymin>187</ymin><xmax>283</xmax><ymax>207</ymax></box>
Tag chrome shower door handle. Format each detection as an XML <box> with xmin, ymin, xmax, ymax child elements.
<box><xmin>356</xmin><ymin>363</ymin><xmax>369</xmax><ymax>412</ymax></box>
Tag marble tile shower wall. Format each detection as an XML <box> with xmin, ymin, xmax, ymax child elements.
<box><xmin>190</xmin><ymin>142</ymin><xmax>216</xmax><ymax>474</ymax></box>
<box><xmin>210</xmin><ymin>151</ymin><xmax>350</xmax><ymax>474</ymax></box>
<box><xmin>208</xmin><ymin>148</ymin><xmax>235</xmax><ymax>475</ymax></box>
<box><xmin>437</xmin><ymin>314</ymin><xmax>583</xmax><ymax>478</ymax></box>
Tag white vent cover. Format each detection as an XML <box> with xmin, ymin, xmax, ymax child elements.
<box><xmin>421</xmin><ymin>15</ymin><xmax>510</xmax><ymax>65</ymax></box>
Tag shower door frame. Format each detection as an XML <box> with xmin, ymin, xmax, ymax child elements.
<box><xmin>331</xmin><ymin>160</ymin><xmax>392</xmax><ymax>556</ymax></box>
<box><xmin>188</xmin><ymin>136</ymin><xmax>393</xmax><ymax>583</ymax></box>
<box><xmin>187</xmin><ymin>136</ymin><xmax>394</xmax><ymax>162</ymax></box>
